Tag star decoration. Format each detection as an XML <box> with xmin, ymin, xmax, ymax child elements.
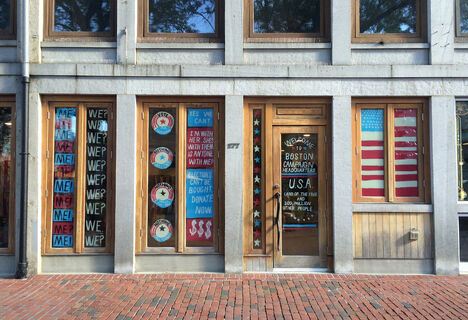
<box><xmin>254</xmin><ymin>145</ymin><xmax>260</xmax><ymax>152</ymax></box>
<box><xmin>254</xmin><ymin>176</ymin><xmax>260</xmax><ymax>183</ymax></box>
<box><xmin>254</xmin><ymin>110</ymin><xmax>260</xmax><ymax>117</ymax></box>
<box><xmin>159</xmin><ymin>226</ymin><xmax>166</xmax><ymax>231</ymax></box>
<box><xmin>253</xmin><ymin>210</ymin><xmax>260</xmax><ymax>218</ymax></box>
<box><xmin>254</xmin><ymin>230</ymin><xmax>261</xmax><ymax>238</ymax></box>
<box><xmin>254</xmin><ymin>188</ymin><xmax>260</xmax><ymax>195</ymax></box>
<box><xmin>160</xmin><ymin>190</ymin><xmax>166</xmax><ymax>196</ymax></box>
<box><xmin>254</xmin><ymin>157</ymin><xmax>260</xmax><ymax>163</ymax></box>
<box><xmin>254</xmin><ymin>220</ymin><xmax>260</xmax><ymax>227</ymax></box>
<box><xmin>254</xmin><ymin>167</ymin><xmax>260</xmax><ymax>173</ymax></box>
<box><xmin>254</xmin><ymin>239</ymin><xmax>261</xmax><ymax>247</ymax></box>
<box><xmin>160</xmin><ymin>119</ymin><xmax>166</xmax><ymax>124</ymax></box>
<box><xmin>254</xmin><ymin>129</ymin><xmax>260</xmax><ymax>135</ymax></box>
<box><xmin>253</xmin><ymin>137</ymin><xmax>260</xmax><ymax>144</ymax></box>
<box><xmin>254</xmin><ymin>119</ymin><xmax>260</xmax><ymax>126</ymax></box>
<box><xmin>253</xmin><ymin>198</ymin><xmax>260</xmax><ymax>206</ymax></box>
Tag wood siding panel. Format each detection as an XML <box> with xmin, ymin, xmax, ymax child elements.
<box><xmin>353</xmin><ymin>212</ymin><xmax>433</xmax><ymax>259</ymax></box>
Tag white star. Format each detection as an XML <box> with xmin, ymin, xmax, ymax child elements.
<box><xmin>254</xmin><ymin>145</ymin><xmax>260</xmax><ymax>152</ymax></box>
<box><xmin>254</xmin><ymin>119</ymin><xmax>260</xmax><ymax>126</ymax></box>
<box><xmin>253</xmin><ymin>210</ymin><xmax>260</xmax><ymax>218</ymax></box>
<box><xmin>254</xmin><ymin>176</ymin><xmax>260</xmax><ymax>183</ymax></box>
<box><xmin>254</xmin><ymin>239</ymin><xmax>260</xmax><ymax>247</ymax></box>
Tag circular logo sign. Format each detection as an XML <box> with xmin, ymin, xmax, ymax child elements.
<box><xmin>151</xmin><ymin>147</ymin><xmax>173</xmax><ymax>169</ymax></box>
<box><xmin>150</xmin><ymin>219</ymin><xmax>173</xmax><ymax>242</ymax></box>
<box><xmin>151</xmin><ymin>182</ymin><xmax>174</xmax><ymax>208</ymax></box>
<box><xmin>152</xmin><ymin>112</ymin><xmax>174</xmax><ymax>135</ymax></box>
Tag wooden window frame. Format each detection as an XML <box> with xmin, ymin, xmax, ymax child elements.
<box><xmin>0</xmin><ymin>0</ymin><xmax>15</xmax><ymax>40</ymax></box>
<box><xmin>136</xmin><ymin>97</ymin><xmax>224</xmax><ymax>255</ymax></box>
<box><xmin>244</xmin><ymin>0</ymin><xmax>330</xmax><ymax>43</ymax></box>
<box><xmin>138</xmin><ymin>0</ymin><xmax>224</xmax><ymax>43</ymax></box>
<box><xmin>456</xmin><ymin>0</ymin><xmax>468</xmax><ymax>41</ymax></box>
<box><xmin>44</xmin><ymin>0</ymin><xmax>116</xmax><ymax>41</ymax></box>
<box><xmin>352</xmin><ymin>99</ymin><xmax>430</xmax><ymax>203</ymax></box>
<box><xmin>41</xmin><ymin>96</ymin><xmax>115</xmax><ymax>255</ymax></box>
<box><xmin>0</xmin><ymin>96</ymin><xmax>15</xmax><ymax>254</ymax></box>
<box><xmin>352</xmin><ymin>0</ymin><xmax>427</xmax><ymax>43</ymax></box>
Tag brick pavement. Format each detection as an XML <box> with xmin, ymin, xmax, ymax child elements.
<box><xmin>0</xmin><ymin>273</ymin><xmax>467</xmax><ymax>319</ymax></box>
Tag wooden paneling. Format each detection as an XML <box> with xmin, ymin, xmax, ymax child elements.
<box><xmin>353</xmin><ymin>212</ymin><xmax>433</xmax><ymax>259</ymax></box>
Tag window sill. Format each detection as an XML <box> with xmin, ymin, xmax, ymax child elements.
<box><xmin>137</xmin><ymin>251</ymin><xmax>221</xmax><ymax>255</ymax></box>
<box><xmin>41</xmin><ymin>41</ymin><xmax>117</xmax><ymax>49</ymax></box>
<box><xmin>457</xmin><ymin>203</ymin><xmax>468</xmax><ymax>213</ymax></box>
<box><xmin>136</xmin><ymin>42</ymin><xmax>224</xmax><ymax>50</ymax></box>
<box><xmin>351</xmin><ymin>43</ymin><xmax>429</xmax><ymax>50</ymax></box>
<box><xmin>244</xmin><ymin>42</ymin><xmax>331</xmax><ymax>50</ymax></box>
<box><xmin>352</xmin><ymin>203</ymin><xmax>433</xmax><ymax>213</ymax></box>
<box><xmin>0</xmin><ymin>40</ymin><xmax>16</xmax><ymax>47</ymax></box>
<box><xmin>454</xmin><ymin>42</ymin><xmax>468</xmax><ymax>49</ymax></box>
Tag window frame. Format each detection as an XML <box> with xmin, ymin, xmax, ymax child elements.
<box><xmin>138</xmin><ymin>0</ymin><xmax>224</xmax><ymax>42</ymax></box>
<box><xmin>0</xmin><ymin>96</ymin><xmax>15</xmax><ymax>254</ymax></box>
<box><xmin>44</xmin><ymin>0</ymin><xmax>116</xmax><ymax>41</ymax></box>
<box><xmin>352</xmin><ymin>99</ymin><xmax>430</xmax><ymax>203</ymax></box>
<box><xmin>41</xmin><ymin>97</ymin><xmax>115</xmax><ymax>255</ymax></box>
<box><xmin>136</xmin><ymin>97</ymin><xmax>224</xmax><ymax>255</ymax></box>
<box><xmin>352</xmin><ymin>0</ymin><xmax>427</xmax><ymax>43</ymax></box>
<box><xmin>244</xmin><ymin>0</ymin><xmax>330</xmax><ymax>42</ymax></box>
<box><xmin>456</xmin><ymin>0</ymin><xmax>468</xmax><ymax>41</ymax></box>
<box><xmin>0</xmin><ymin>0</ymin><xmax>16</xmax><ymax>40</ymax></box>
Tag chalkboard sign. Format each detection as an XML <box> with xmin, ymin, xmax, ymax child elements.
<box><xmin>52</xmin><ymin>108</ymin><xmax>76</xmax><ymax>248</ymax></box>
<box><xmin>187</xmin><ymin>128</ymin><xmax>214</xmax><ymax>168</ymax></box>
<box><xmin>84</xmin><ymin>108</ymin><xmax>108</xmax><ymax>248</ymax></box>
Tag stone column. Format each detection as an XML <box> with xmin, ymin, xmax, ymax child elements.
<box><xmin>224</xmin><ymin>95</ymin><xmax>244</xmax><ymax>273</ymax></box>
<box><xmin>331</xmin><ymin>0</ymin><xmax>351</xmax><ymax>65</ymax></box>
<box><xmin>114</xmin><ymin>95</ymin><xmax>137</xmax><ymax>274</ymax></box>
<box><xmin>224</xmin><ymin>0</ymin><xmax>243</xmax><ymax>65</ymax></box>
<box><xmin>429</xmin><ymin>0</ymin><xmax>455</xmax><ymax>65</ymax></box>
<box><xmin>117</xmin><ymin>0</ymin><xmax>137</xmax><ymax>64</ymax></box>
<box><xmin>430</xmin><ymin>96</ymin><xmax>459</xmax><ymax>275</ymax></box>
<box><xmin>332</xmin><ymin>96</ymin><xmax>353</xmax><ymax>273</ymax></box>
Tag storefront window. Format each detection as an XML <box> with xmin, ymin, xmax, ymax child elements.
<box><xmin>43</xmin><ymin>100</ymin><xmax>114</xmax><ymax>253</ymax></box>
<box><xmin>138</xmin><ymin>100</ymin><xmax>223</xmax><ymax>253</ymax></box>
<box><xmin>457</xmin><ymin>102</ymin><xmax>468</xmax><ymax>201</ymax></box>
<box><xmin>0</xmin><ymin>0</ymin><xmax>14</xmax><ymax>39</ymax></box>
<box><xmin>0</xmin><ymin>104</ymin><xmax>13</xmax><ymax>252</ymax></box>
<box><xmin>460</xmin><ymin>216</ymin><xmax>468</xmax><ymax>262</ymax></box>
<box><xmin>457</xmin><ymin>0</ymin><xmax>468</xmax><ymax>38</ymax></box>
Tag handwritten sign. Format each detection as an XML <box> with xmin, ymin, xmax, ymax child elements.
<box><xmin>52</xmin><ymin>108</ymin><xmax>76</xmax><ymax>248</ymax></box>
<box><xmin>186</xmin><ymin>169</ymin><xmax>213</xmax><ymax>219</ymax></box>
<box><xmin>84</xmin><ymin>108</ymin><xmax>108</xmax><ymax>248</ymax></box>
<box><xmin>187</xmin><ymin>128</ymin><xmax>214</xmax><ymax>168</ymax></box>
<box><xmin>188</xmin><ymin>109</ymin><xmax>213</xmax><ymax>128</ymax></box>
<box><xmin>186</xmin><ymin>218</ymin><xmax>213</xmax><ymax>241</ymax></box>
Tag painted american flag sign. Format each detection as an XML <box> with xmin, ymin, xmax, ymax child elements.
<box><xmin>394</xmin><ymin>109</ymin><xmax>418</xmax><ymax>197</ymax></box>
<box><xmin>361</xmin><ymin>109</ymin><xmax>385</xmax><ymax>197</ymax></box>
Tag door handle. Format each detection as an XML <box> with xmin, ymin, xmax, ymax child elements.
<box><xmin>274</xmin><ymin>192</ymin><xmax>280</xmax><ymax>251</ymax></box>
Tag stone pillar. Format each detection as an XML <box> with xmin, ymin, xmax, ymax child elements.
<box><xmin>114</xmin><ymin>95</ymin><xmax>137</xmax><ymax>274</ymax></box>
<box><xmin>429</xmin><ymin>0</ymin><xmax>455</xmax><ymax>65</ymax></box>
<box><xmin>430</xmin><ymin>96</ymin><xmax>459</xmax><ymax>275</ymax></box>
<box><xmin>224</xmin><ymin>0</ymin><xmax>243</xmax><ymax>65</ymax></box>
<box><xmin>331</xmin><ymin>0</ymin><xmax>351</xmax><ymax>65</ymax></box>
<box><xmin>224</xmin><ymin>95</ymin><xmax>244</xmax><ymax>273</ymax></box>
<box><xmin>117</xmin><ymin>0</ymin><xmax>137</xmax><ymax>64</ymax></box>
<box><xmin>332</xmin><ymin>96</ymin><xmax>353</xmax><ymax>273</ymax></box>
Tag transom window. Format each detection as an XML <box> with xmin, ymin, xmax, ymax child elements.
<box><xmin>456</xmin><ymin>0</ymin><xmax>468</xmax><ymax>40</ymax></box>
<box><xmin>352</xmin><ymin>0</ymin><xmax>427</xmax><ymax>43</ymax></box>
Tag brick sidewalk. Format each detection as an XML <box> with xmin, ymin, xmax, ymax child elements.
<box><xmin>0</xmin><ymin>274</ymin><xmax>467</xmax><ymax>319</ymax></box>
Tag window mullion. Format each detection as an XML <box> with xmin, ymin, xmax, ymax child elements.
<box><xmin>75</xmin><ymin>104</ymin><xmax>87</xmax><ymax>253</ymax></box>
<box><xmin>177</xmin><ymin>104</ymin><xmax>186</xmax><ymax>253</ymax></box>
<box><xmin>387</xmin><ymin>105</ymin><xmax>395</xmax><ymax>202</ymax></box>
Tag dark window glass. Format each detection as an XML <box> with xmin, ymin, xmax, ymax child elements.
<box><xmin>54</xmin><ymin>0</ymin><xmax>111</xmax><ymax>32</ymax></box>
<box><xmin>148</xmin><ymin>0</ymin><xmax>216</xmax><ymax>33</ymax></box>
<box><xmin>360</xmin><ymin>0</ymin><xmax>417</xmax><ymax>34</ymax></box>
<box><xmin>0</xmin><ymin>0</ymin><xmax>10</xmax><ymax>31</ymax></box>
<box><xmin>457</xmin><ymin>102</ymin><xmax>468</xmax><ymax>201</ymax></box>
<box><xmin>254</xmin><ymin>0</ymin><xmax>321</xmax><ymax>33</ymax></box>
<box><xmin>461</xmin><ymin>0</ymin><xmax>468</xmax><ymax>33</ymax></box>
<box><xmin>460</xmin><ymin>217</ymin><xmax>468</xmax><ymax>262</ymax></box>
<box><xmin>0</xmin><ymin>108</ymin><xmax>11</xmax><ymax>248</ymax></box>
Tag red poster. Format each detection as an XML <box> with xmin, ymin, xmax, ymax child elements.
<box><xmin>186</xmin><ymin>218</ymin><xmax>213</xmax><ymax>241</ymax></box>
<box><xmin>186</xmin><ymin>128</ymin><xmax>214</xmax><ymax>168</ymax></box>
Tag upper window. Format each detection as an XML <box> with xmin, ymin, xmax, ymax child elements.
<box><xmin>352</xmin><ymin>0</ymin><xmax>427</xmax><ymax>43</ymax></box>
<box><xmin>246</xmin><ymin>0</ymin><xmax>330</xmax><ymax>41</ymax></box>
<box><xmin>140</xmin><ymin>0</ymin><xmax>222</xmax><ymax>41</ymax></box>
<box><xmin>44</xmin><ymin>0</ymin><xmax>116</xmax><ymax>40</ymax></box>
<box><xmin>0</xmin><ymin>0</ymin><xmax>15</xmax><ymax>39</ymax></box>
<box><xmin>352</xmin><ymin>100</ymin><xmax>430</xmax><ymax>203</ymax></box>
<box><xmin>456</xmin><ymin>101</ymin><xmax>468</xmax><ymax>200</ymax></box>
<box><xmin>456</xmin><ymin>0</ymin><xmax>468</xmax><ymax>40</ymax></box>
<box><xmin>0</xmin><ymin>98</ymin><xmax>14</xmax><ymax>254</ymax></box>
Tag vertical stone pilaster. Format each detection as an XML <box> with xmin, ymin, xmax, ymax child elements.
<box><xmin>429</xmin><ymin>0</ymin><xmax>455</xmax><ymax>65</ymax></box>
<box><xmin>225</xmin><ymin>0</ymin><xmax>243</xmax><ymax>65</ymax></box>
<box><xmin>331</xmin><ymin>0</ymin><xmax>351</xmax><ymax>65</ymax></box>
<box><xmin>117</xmin><ymin>0</ymin><xmax>137</xmax><ymax>64</ymax></box>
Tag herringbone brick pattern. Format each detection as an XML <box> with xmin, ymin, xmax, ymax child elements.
<box><xmin>0</xmin><ymin>274</ymin><xmax>467</xmax><ymax>319</ymax></box>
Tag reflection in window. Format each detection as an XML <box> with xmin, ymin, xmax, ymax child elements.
<box><xmin>0</xmin><ymin>0</ymin><xmax>10</xmax><ymax>31</ymax></box>
<box><xmin>461</xmin><ymin>0</ymin><xmax>468</xmax><ymax>33</ymax></box>
<box><xmin>0</xmin><ymin>108</ymin><xmax>11</xmax><ymax>248</ymax></box>
<box><xmin>360</xmin><ymin>0</ymin><xmax>417</xmax><ymax>34</ymax></box>
<box><xmin>457</xmin><ymin>102</ymin><xmax>468</xmax><ymax>201</ymax></box>
<box><xmin>148</xmin><ymin>0</ymin><xmax>216</xmax><ymax>33</ymax></box>
<box><xmin>460</xmin><ymin>217</ymin><xmax>468</xmax><ymax>262</ymax></box>
<box><xmin>54</xmin><ymin>0</ymin><xmax>111</xmax><ymax>32</ymax></box>
<box><xmin>254</xmin><ymin>0</ymin><xmax>321</xmax><ymax>33</ymax></box>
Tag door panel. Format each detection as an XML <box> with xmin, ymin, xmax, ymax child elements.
<box><xmin>272</xmin><ymin>126</ymin><xmax>327</xmax><ymax>268</ymax></box>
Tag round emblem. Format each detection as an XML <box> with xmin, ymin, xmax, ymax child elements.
<box><xmin>151</xmin><ymin>147</ymin><xmax>174</xmax><ymax>169</ymax></box>
<box><xmin>150</xmin><ymin>219</ymin><xmax>173</xmax><ymax>242</ymax></box>
<box><xmin>152</xmin><ymin>112</ymin><xmax>174</xmax><ymax>135</ymax></box>
<box><xmin>151</xmin><ymin>182</ymin><xmax>174</xmax><ymax>208</ymax></box>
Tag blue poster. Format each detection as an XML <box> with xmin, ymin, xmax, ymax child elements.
<box><xmin>188</xmin><ymin>109</ymin><xmax>213</xmax><ymax>128</ymax></box>
<box><xmin>186</xmin><ymin>169</ymin><xmax>214</xmax><ymax>219</ymax></box>
<box><xmin>52</xmin><ymin>235</ymin><xmax>73</xmax><ymax>247</ymax></box>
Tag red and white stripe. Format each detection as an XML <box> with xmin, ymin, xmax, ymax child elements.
<box><xmin>394</xmin><ymin>109</ymin><xmax>418</xmax><ymax>197</ymax></box>
<box><xmin>361</xmin><ymin>130</ymin><xmax>385</xmax><ymax>197</ymax></box>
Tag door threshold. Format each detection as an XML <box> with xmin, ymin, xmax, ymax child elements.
<box><xmin>273</xmin><ymin>268</ymin><xmax>329</xmax><ymax>273</ymax></box>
